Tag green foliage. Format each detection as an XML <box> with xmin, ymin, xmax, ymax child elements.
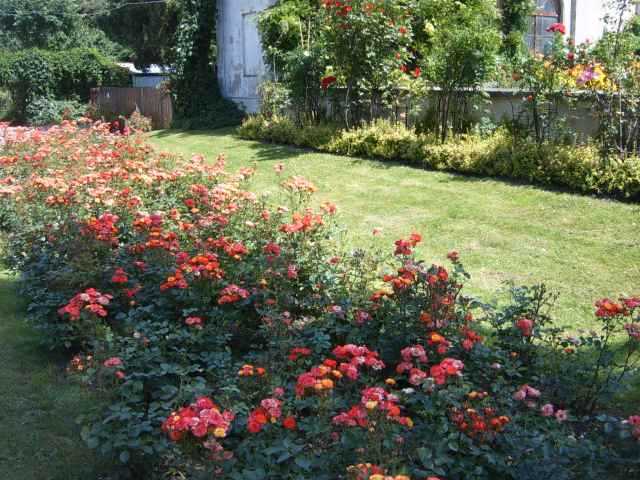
<box><xmin>257</xmin><ymin>81</ymin><xmax>292</xmax><ymax>119</ymax></box>
<box><xmin>2</xmin><ymin>49</ymin><xmax>56</xmax><ymax>123</ymax></box>
<box><xmin>239</xmin><ymin>116</ymin><xmax>640</xmax><ymax>200</ymax></box>
<box><xmin>171</xmin><ymin>0</ymin><xmax>243</xmax><ymax>129</ymax></box>
<box><xmin>327</xmin><ymin>118</ymin><xmax>423</xmax><ymax>160</ymax></box>
<box><xmin>259</xmin><ymin>0</ymin><xmax>417</xmax><ymax>125</ymax></box>
<box><xmin>0</xmin><ymin>48</ymin><xmax>128</xmax><ymax>123</ymax></box>
<box><xmin>258</xmin><ymin>1</ymin><xmax>330</xmax><ymax>123</ymax></box>
<box><xmin>0</xmin><ymin>89</ymin><xmax>11</xmax><ymax>119</ymax></box>
<box><xmin>417</xmin><ymin>0</ymin><xmax>501</xmax><ymax>140</ymax></box>
<box><xmin>259</xmin><ymin>1</ymin><xmax>502</xmax><ymax>134</ymax></box>
<box><xmin>238</xmin><ymin>114</ymin><xmax>338</xmax><ymax>149</ymax></box>
<box><xmin>319</xmin><ymin>0</ymin><xmax>414</xmax><ymax>126</ymax></box>
<box><xmin>587</xmin><ymin>4</ymin><xmax>640</xmax><ymax>156</ymax></box>
<box><xmin>96</xmin><ymin>0</ymin><xmax>180</xmax><ymax>67</ymax></box>
<box><xmin>258</xmin><ymin>0</ymin><xmax>317</xmax><ymax>71</ymax></box>
<box><xmin>25</xmin><ymin>97</ymin><xmax>87</xmax><ymax>126</ymax></box>
<box><xmin>0</xmin><ymin>0</ymin><xmax>129</xmax><ymax>58</ymax></box>
<box><xmin>499</xmin><ymin>0</ymin><xmax>535</xmax><ymax>56</ymax></box>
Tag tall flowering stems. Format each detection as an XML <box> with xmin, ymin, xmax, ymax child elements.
<box><xmin>1</xmin><ymin>122</ymin><xmax>639</xmax><ymax>477</ymax></box>
<box><xmin>317</xmin><ymin>0</ymin><xmax>414</xmax><ymax>126</ymax></box>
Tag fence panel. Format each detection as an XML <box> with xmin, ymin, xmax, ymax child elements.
<box><xmin>91</xmin><ymin>87</ymin><xmax>173</xmax><ymax>129</ymax></box>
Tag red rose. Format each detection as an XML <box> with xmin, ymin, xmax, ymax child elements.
<box><xmin>321</xmin><ymin>75</ymin><xmax>337</xmax><ymax>91</ymax></box>
<box><xmin>282</xmin><ymin>416</ymin><xmax>297</xmax><ymax>430</ymax></box>
<box><xmin>546</xmin><ymin>23</ymin><xmax>566</xmax><ymax>35</ymax></box>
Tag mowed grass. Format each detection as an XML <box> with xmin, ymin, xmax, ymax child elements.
<box><xmin>149</xmin><ymin>129</ymin><xmax>640</xmax><ymax>330</ymax></box>
<box><xmin>0</xmin><ymin>272</ymin><xmax>104</xmax><ymax>480</ymax></box>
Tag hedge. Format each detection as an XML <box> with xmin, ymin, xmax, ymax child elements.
<box><xmin>238</xmin><ymin>116</ymin><xmax>640</xmax><ymax>201</ymax></box>
<box><xmin>0</xmin><ymin>48</ymin><xmax>129</xmax><ymax>122</ymax></box>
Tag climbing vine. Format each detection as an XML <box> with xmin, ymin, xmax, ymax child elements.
<box><xmin>172</xmin><ymin>0</ymin><xmax>243</xmax><ymax>129</ymax></box>
<box><xmin>500</xmin><ymin>0</ymin><xmax>534</xmax><ymax>56</ymax></box>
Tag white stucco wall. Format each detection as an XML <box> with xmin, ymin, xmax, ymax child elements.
<box><xmin>569</xmin><ymin>1</ymin><xmax>603</xmax><ymax>44</ymax></box>
<box><xmin>217</xmin><ymin>0</ymin><xmax>277</xmax><ymax>113</ymax></box>
<box><xmin>564</xmin><ymin>0</ymin><xmax>639</xmax><ymax>45</ymax></box>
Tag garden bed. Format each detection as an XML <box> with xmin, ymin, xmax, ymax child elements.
<box><xmin>0</xmin><ymin>121</ymin><xmax>638</xmax><ymax>479</ymax></box>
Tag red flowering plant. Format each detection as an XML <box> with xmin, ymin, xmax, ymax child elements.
<box><xmin>317</xmin><ymin>0</ymin><xmax>414</xmax><ymax>126</ymax></box>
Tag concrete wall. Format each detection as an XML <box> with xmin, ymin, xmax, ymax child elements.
<box><xmin>217</xmin><ymin>0</ymin><xmax>278</xmax><ymax>113</ymax></box>
<box><xmin>484</xmin><ymin>89</ymin><xmax>598</xmax><ymax>138</ymax></box>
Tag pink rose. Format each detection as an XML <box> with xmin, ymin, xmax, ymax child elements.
<box><xmin>103</xmin><ymin>357</ymin><xmax>123</xmax><ymax>368</ymax></box>
<box><xmin>513</xmin><ymin>389</ymin><xmax>526</xmax><ymax>401</ymax></box>
<box><xmin>541</xmin><ymin>404</ymin><xmax>555</xmax><ymax>417</ymax></box>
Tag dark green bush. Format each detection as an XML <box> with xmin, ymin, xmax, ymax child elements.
<box><xmin>0</xmin><ymin>48</ymin><xmax>128</xmax><ymax>122</ymax></box>
<box><xmin>0</xmin><ymin>89</ymin><xmax>11</xmax><ymax>119</ymax></box>
<box><xmin>25</xmin><ymin>97</ymin><xmax>87</xmax><ymax>126</ymax></box>
<box><xmin>238</xmin><ymin>116</ymin><xmax>640</xmax><ymax>201</ymax></box>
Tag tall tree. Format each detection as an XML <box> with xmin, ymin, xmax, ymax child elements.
<box><xmin>0</xmin><ymin>0</ymin><xmax>127</xmax><ymax>56</ymax></box>
<box><xmin>96</xmin><ymin>0</ymin><xmax>180</xmax><ymax>66</ymax></box>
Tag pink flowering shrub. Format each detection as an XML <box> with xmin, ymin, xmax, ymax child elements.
<box><xmin>0</xmin><ymin>121</ymin><xmax>638</xmax><ymax>479</ymax></box>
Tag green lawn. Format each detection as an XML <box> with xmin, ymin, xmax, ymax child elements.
<box><xmin>150</xmin><ymin>128</ymin><xmax>640</xmax><ymax>330</ymax></box>
<box><xmin>0</xmin><ymin>272</ymin><xmax>104</xmax><ymax>480</ymax></box>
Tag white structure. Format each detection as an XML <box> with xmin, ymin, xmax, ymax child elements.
<box><xmin>523</xmin><ymin>0</ymin><xmax>639</xmax><ymax>51</ymax></box>
<box><xmin>117</xmin><ymin>63</ymin><xmax>172</xmax><ymax>89</ymax></box>
<box><xmin>217</xmin><ymin>0</ymin><xmax>638</xmax><ymax>113</ymax></box>
<box><xmin>217</xmin><ymin>0</ymin><xmax>278</xmax><ymax>113</ymax></box>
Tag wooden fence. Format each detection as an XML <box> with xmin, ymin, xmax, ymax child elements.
<box><xmin>91</xmin><ymin>87</ymin><xmax>173</xmax><ymax>129</ymax></box>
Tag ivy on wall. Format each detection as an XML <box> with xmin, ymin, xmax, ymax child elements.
<box><xmin>171</xmin><ymin>0</ymin><xmax>243</xmax><ymax>129</ymax></box>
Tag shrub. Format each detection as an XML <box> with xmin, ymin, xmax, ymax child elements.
<box><xmin>257</xmin><ymin>81</ymin><xmax>291</xmax><ymax>119</ymax></box>
<box><xmin>128</xmin><ymin>109</ymin><xmax>153</xmax><ymax>133</ymax></box>
<box><xmin>239</xmin><ymin>116</ymin><xmax>640</xmax><ymax>201</ymax></box>
<box><xmin>25</xmin><ymin>97</ymin><xmax>87</xmax><ymax>126</ymax></box>
<box><xmin>327</xmin><ymin>119</ymin><xmax>423</xmax><ymax>161</ymax></box>
<box><xmin>1</xmin><ymin>122</ymin><xmax>639</xmax><ymax>478</ymax></box>
<box><xmin>1</xmin><ymin>49</ymin><xmax>55</xmax><ymax>122</ymax></box>
<box><xmin>238</xmin><ymin>114</ymin><xmax>337</xmax><ymax>150</ymax></box>
<box><xmin>0</xmin><ymin>48</ymin><xmax>128</xmax><ymax>123</ymax></box>
<box><xmin>0</xmin><ymin>88</ymin><xmax>10</xmax><ymax>119</ymax></box>
<box><xmin>415</xmin><ymin>0</ymin><xmax>501</xmax><ymax>140</ymax></box>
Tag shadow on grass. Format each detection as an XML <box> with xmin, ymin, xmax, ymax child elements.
<box><xmin>152</xmin><ymin>127</ymin><xmax>238</xmax><ymax>139</ymax></box>
<box><xmin>0</xmin><ymin>273</ymin><xmax>109</xmax><ymax>480</ymax></box>
<box><xmin>244</xmin><ymin>142</ymin><xmax>306</xmax><ymax>162</ymax></box>
<box><xmin>152</xmin><ymin>128</ymin><xmax>307</xmax><ymax>162</ymax></box>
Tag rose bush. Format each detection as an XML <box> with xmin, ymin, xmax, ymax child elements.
<box><xmin>0</xmin><ymin>121</ymin><xmax>639</xmax><ymax>479</ymax></box>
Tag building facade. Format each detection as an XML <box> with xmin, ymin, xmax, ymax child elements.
<box><xmin>217</xmin><ymin>0</ymin><xmax>635</xmax><ymax>112</ymax></box>
<box><xmin>522</xmin><ymin>0</ymin><xmax>638</xmax><ymax>52</ymax></box>
<box><xmin>217</xmin><ymin>0</ymin><xmax>278</xmax><ymax>113</ymax></box>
